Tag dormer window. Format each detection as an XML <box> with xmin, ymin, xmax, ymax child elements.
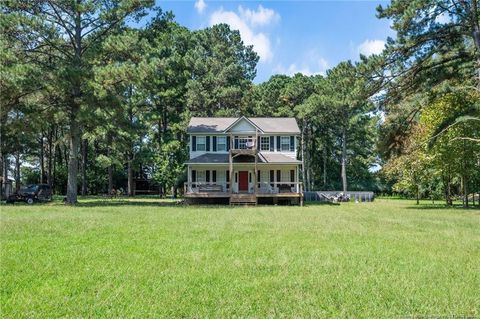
<box><xmin>281</xmin><ymin>136</ymin><xmax>291</xmax><ymax>151</ymax></box>
<box><xmin>196</xmin><ymin>136</ymin><xmax>206</xmax><ymax>151</ymax></box>
<box><xmin>217</xmin><ymin>136</ymin><xmax>226</xmax><ymax>152</ymax></box>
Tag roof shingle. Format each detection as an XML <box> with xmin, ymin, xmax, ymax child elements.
<box><xmin>187</xmin><ymin>117</ymin><xmax>300</xmax><ymax>134</ymax></box>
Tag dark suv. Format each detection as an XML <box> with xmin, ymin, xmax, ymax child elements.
<box><xmin>6</xmin><ymin>184</ymin><xmax>52</xmax><ymax>204</ymax></box>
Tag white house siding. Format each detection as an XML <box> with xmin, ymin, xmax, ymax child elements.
<box><xmin>189</xmin><ymin>134</ymin><xmax>298</xmax><ymax>160</ymax></box>
<box><xmin>228</xmin><ymin>118</ymin><xmax>257</xmax><ymax>133</ymax></box>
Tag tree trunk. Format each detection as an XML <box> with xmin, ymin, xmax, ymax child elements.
<box><xmin>53</xmin><ymin>128</ymin><xmax>58</xmax><ymax>193</ymax></box>
<box><xmin>14</xmin><ymin>152</ymin><xmax>20</xmax><ymax>192</ymax></box>
<box><xmin>416</xmin><ymin>184</ymin><xmax>420</xmax><ymax>205</ymax></box>
<box><xmin>341</xmin><ymin>127</ymin><xmax>347</xmax><ymax>193</ymax></box>
<box><xmin>66</xmin><ymin>112</ymin><xmax>80</xmax><ymax>204</ymax></box>
<box><xmin>301</xmin><ymin>119</ymin><xmax>306</xmax><ymax>191</ymax></box>
<box><xmin>446</xmin><ymin>177</ymin><xmax>452</xmax><ymax>206</ymax></box>
<box><xmin>323</xmin><ymin>147</ymin><xmax>327</xmax><ymax>188</ymax></box>
<box><xmin>65</xmin><ymin>4</ymin><xmax>83</xmax><ymax>204</ymax></box>
<box><xmin>173</xmin><ymin>186</ymin><xmax>178</xmax><ymax>199</ymax></box>
<box><xmin>39</xmin><ymin>133</ymin><xmax>45</xmax><ymax>184</ymax></box>
<box><xmin>2</xmin><ymin>155</ymin><xmax>7</xmax><ymax>197</ymax></box>
<box><xmin>463</xmin><ymin>175</ymin><xmax>468</xmax><ymax>208</ymax></box>
<box><xmin>47</xmin><ymin>127</ymin><xmax>53</xmax><ymax>187</ymax></box>
<box><xmin>106</xmin><ymin>135</ymin><xmax>113</xmax><ymax>193</ymax></box>
<box><xmin>81</xmin><ymin>138</ymin><xmax>88</xmax><ymax>196</ymax></box>
<box><xmin>127</xmin><ymin>156</ymin><xmax>134</xmax><ymax>196</ymax></box>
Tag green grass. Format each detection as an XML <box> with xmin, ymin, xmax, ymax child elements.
<box><xmin>1</xmin><ymin>199</ymin><xmax>479</xmax><ymax>318</ymax></box>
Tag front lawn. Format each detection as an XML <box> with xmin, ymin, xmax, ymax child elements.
<box><xmin>1</xmin><ymin>199</ymin><xmax>479</xmax><ymax>317</ymax></box>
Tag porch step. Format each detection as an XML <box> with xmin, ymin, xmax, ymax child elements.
<box><xmin>230</xmin><ymin>194</ymin><xmax>257</xmax><ymax>206</ymax></box>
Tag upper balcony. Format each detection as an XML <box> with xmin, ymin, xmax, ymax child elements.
<box><xmin>230</xmin><ymin>136</ymin><xmax>258</xmax><ymax>156</ymax></box>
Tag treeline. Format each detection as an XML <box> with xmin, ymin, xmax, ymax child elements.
<box><xmin>373</xmin><ymin>0</ymin><xmax>480</xmax><ymax>206</ymax></box>
<box><xmin>2</xmin><ymin>1</ymin><xmax>479</xmax><ymax>206</ymax></box>
<box><xmin>1</xmin><ymin>2</ymin><xmax>380</xmax><ymax>204</ymax></box>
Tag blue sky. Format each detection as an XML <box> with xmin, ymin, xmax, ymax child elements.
<box><xmin>155</xmin><ymin>1</ymin><xmax>394</xmax><ymax>83</ymax></box>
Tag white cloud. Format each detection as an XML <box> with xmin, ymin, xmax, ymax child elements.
<box><xmin>238</xmin><ymin>5</ymin><xmax>280</xmax><ymax>27</ymax></box>
<box><xmin>209</xmin><ymin>5</ymin><xmax>280</xmax><ymax>62</ymax></box>
<box><xmin>274</xmin><ymin>53</ymin><xmax>329</xmax><ymax>76</ymax></box>
<box><xmin>194</xmin><ymin>0</ymin><xmax>207</xmax><ymax>14</ymax></box>
<box><xmin>358</xmin><ymin>39</ymin><xmax>386</xmax><ymax>56</ymax></box>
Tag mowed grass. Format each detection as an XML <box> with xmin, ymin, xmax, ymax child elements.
<box><xmin>1</xmin><ymin>198</ymin><xmax>479</xmax><ymax>318</ymax></box>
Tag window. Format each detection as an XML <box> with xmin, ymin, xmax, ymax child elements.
<box><xmin>196</xmin><ymin>136</ymin><xmax>206</xmax><ymax>151</ymax></box>
<box><xmin>236</xmin><ymin>136</ymin><xmax>253</xmax><ymax>149</ymax></box>
<box><xmin>260</xmin><ymin>136</ymin><xmax>270</xmax><ymax>151</ymax></box>
<box><xmin>281</xmin><ymin>136</ymin><xmax>290</xmax><ymax>151</ymax></box>
<box><xmin>196</xmin><ymin>170</ymin><xmax>205</xmax><ymax>183</ymax></box>
<box><xmin>217</xmin><ymin>136</ymin><xmax>226</xmax><ymax>152</ymax></box>
<box><xmin>238</xmin><ymin>137</ymin><xmax>247</xmax><ymax>149</ymax></box>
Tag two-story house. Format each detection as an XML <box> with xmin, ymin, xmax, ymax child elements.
<box><xmin>184</xmin><ymin>116</ymin><xmax>303</xmax><ymax>205</ymax></box>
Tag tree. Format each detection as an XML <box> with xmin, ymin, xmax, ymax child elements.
<box><xmin>322</xmin><ymin>62</ymin><xmax>374</xmax><ymax>192</ymax></box>
<box><xmin>377</xmin><ymin>0</ymin><xmax>480</xmax><ymax>92</ymax></box>
<box><xmin>4</xmin><ymin>0</ymin><xmax>154</xmax><ymax>204</ymax></box>
<box><xmin>185</xmin><ymin>24</ymin><xmax>259</xmax><ymax>116</ymax></box>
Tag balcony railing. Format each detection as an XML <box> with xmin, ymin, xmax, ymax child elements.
<box><xmin>231</xmin><ymin>137</ymin><xmax>256</xmax><ymax>151</ymax></box>
<box><xmin>184</xmin><ymin>182</ymin><xmax>302</xmax><ymax>194</ymax></box>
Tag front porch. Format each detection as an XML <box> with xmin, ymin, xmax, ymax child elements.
<box><xmin>184</xmin><ymin>181</ymin><xmax>303</xmax><ymax>205</ymax></box>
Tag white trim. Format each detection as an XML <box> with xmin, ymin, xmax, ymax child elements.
<box><xmin>223</xmin><ymin>116</ymin><xmax>264</xmax><ymax>133</ymax></box>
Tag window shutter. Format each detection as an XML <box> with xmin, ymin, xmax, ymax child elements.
<box><xmin>212</xmin><ymin>170</ymin><xmax>216</xmax><ymax>182</ymax></box>
<box><xmin>206</xmin><ymin>170</ymin><xmax>210</xmax><ymax>182</ymax></box>
<box><xmin>257</xmin><ymin>136</ymin><xmax>260</xmax><ymax>149</ymax></box>
<box><xmin>290</xmin><ymin>136</ymin><xmax>295</xmax><ymax>152</ymax></box>
<box><xmin>257</xmin><ymin>170</ymin><xmax>260</xmax><ymax>182</ymax></box>
<box><xmin>192</xmin><ymin>170</ymin><xmax>196</xmax><ymax>182</ymax></box>
<box><xmin>276</xmin><ymin>136</ymin><xmax>281</xmax><ymax>151</ymax></box>
<box><xmin>270</xmin><ymin>136</ymin><xmax>274</xmax><ymax>151</ymax></box>
<box><xmin>227</xmin><ymin>136</ymin><xmax>231</xmax><ymax>151</ymax></box>
<box><xmin>234</xmin><ymin>136</ymin><xmax>239</xmax><ymax>149</ymax></box>
<box><xmin>276</xmin><ymin>170</ymin><xmax>281</xmax><ymax>182</ymax></box>
<box><xmin>206</xmin><ymin>136</ymin><xmax>210</xmax><ymax>151</ymax></box>
<box><xmin>192</xmin><ymin>136</ymin><xmax>196</xmax><ymax>152</ymax></box>
<box><xmin>270</xmin><ymin>170</ymin><xmax>274</xmax><ymax>182</ymax></box>
<box><xmin>226</xmin><ymin>170</ymin><xmax>230</xmax><ymax>182</ymax></box>
<box><xmin>290</xmin><ymin>170</ymin><xmax>295</xmax><ymax>182</ymax></box>
<box><xmin>213</xmin><ymin>136</ymin><xmax>217</xmax><ymax>152</ymax></box>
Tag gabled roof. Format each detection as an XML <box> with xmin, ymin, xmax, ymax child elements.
<box><xmin>187</xmin><ymin>117</ymin><xmax>300</xmax><ymax>134</ymax></box>
<box><xmin>223</xmin><ymin>116</ymin><xmax>264</xmax><ymax>133</ymax></box>
<box><xmin>187</xmin><ymin>118</ymin><xmax>237</xmax><ymax>133</ymax></box>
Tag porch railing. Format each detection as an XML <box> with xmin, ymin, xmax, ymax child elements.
<box><xmin>184</xmin><ymin>182</ymin><xmax>230</xmax><ymax>193</ymax></box>
<box><xmin>184</xmin><ymin>182</ymin><xmax>303</xmax><ymax>194</ymax></box>
<box><xmin>256</xmin><ymin>182</ymin><xmax>303</xmax><ymax>194</ymax></box>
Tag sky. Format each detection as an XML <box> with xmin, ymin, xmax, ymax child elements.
<box><xmin>155</xmin><ymin>0</ymin><xmax>395</xmax><ymax>83</ymax></box>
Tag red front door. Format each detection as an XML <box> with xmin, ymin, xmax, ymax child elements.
<box><xmin>238</xmin><ymin>171</ymin><xmax>249</xmax><ymax>192</ymax></box>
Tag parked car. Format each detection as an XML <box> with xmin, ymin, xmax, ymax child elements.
<box><xmin>6</xmin><ymin>184</ymin><xmax>52</xmax><ymax>204</ymax></box>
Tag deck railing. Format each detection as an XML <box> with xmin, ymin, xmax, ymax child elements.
<box><xmin>184</xmin><ymin>182</ymin><xmax>303</xmax><ymax>194</ymax></box>
<box><xmin>256</xmin><ymin>182</ymin><xmax>303</xmax><ymax>194</ymax></box>
<box><xmin>184</xmin><ymin>182</ymin><xmax>230</xmax><ymax>194</ymax></box>
<box><xmin>231</xmin><ymin>137</ymin><xmax>256</xmax><ymax>151</ymax></box>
